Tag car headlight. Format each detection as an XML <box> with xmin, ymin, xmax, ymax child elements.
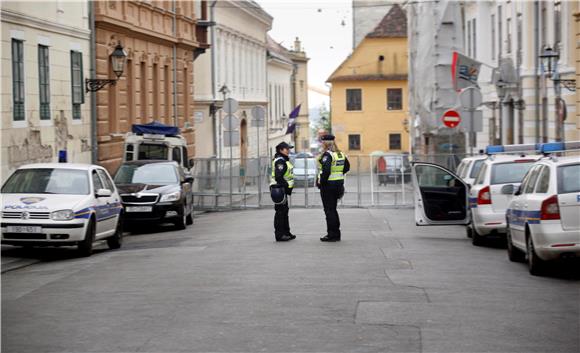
<box><xmin>51</xmin><ymin>209</ymin><xmax>75</xmax><ymax>221</ymax></box>
<box><xmin>160</xmin><ymin>191</ymin><xmax>181</xmax><ymax>202</ymax></box>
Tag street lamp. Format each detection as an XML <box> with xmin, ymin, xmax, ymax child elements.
<box><xmin>539</xmin><ymin>47</ymin><xmax>576</xmax><ymax>92</ymax></box>
<box><xmin>85</xmin><ymin>43</ymin><xmax>127</xmax><ymax>92</ymax></box>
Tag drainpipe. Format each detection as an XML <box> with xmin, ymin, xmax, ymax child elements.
<box><xmin>210</xmin><ymin>0</ymin><xmax>218</xmax><ymax>156</ymax></box>
<box><xmin>534</xmin><ymin>0</ymin><xmax>540</xmax><ymax>143</ymax></box>
<box><xmin>89</xmin><ymin>0</ymin><xmax>98</xmax><ymax>163</ymax></box>
<box><xmin>172</xmin><ymin>0</ymin><xmax>178</xmax><ymax>126</ymax></box>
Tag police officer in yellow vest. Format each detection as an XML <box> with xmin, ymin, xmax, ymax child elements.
<box><xmin>317</xmin><ymin>135</ymin><xmax>350</xmax><ymax>242</ymax></box>
<box><xmin>270</xmin><ymin>142</ymin><xmax>295</xmax><ymax>242</ymax></box>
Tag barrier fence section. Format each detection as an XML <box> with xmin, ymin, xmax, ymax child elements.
<box><xmin>191</xmin><ymin>153</ymin><xmax>475</xmax><ymax>211</ymax></box>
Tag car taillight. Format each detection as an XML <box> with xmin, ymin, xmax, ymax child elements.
<box><xmin>477</xmin><ymin>186</ymin><xmax>492</xmax><ymax>205</ymax></box>
<box><xmin>540</xmin><ymin>195</ymin><xmax>560</xmax><ymax>220</ymax></box>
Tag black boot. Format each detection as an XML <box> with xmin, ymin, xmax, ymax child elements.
<box><xmin>320</xmin><ymin>235</ymin><xmax>340</xmax><ymax>242</ymax></box>
<box><xmin>276</xmin><ymin>234</ymin><xmax>292</xmax><ymax>242</ymax></box>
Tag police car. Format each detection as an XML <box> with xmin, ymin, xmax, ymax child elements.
<box><xmin>411</xmin><ymin>144</ymin><xmax>539</xmax><ymax>242</ymax></box>
<box><xmin>1</xmin><ymin>163</ymin><xmax>123</xmax><ymax>256</ymax></box>
<box><xmin>466</xmin><ymin>145</ymin><xmax>541</xmax><ymax>246</ymax></box>
<box><xmin>456</xmin><ymin>154</ymin><xmax>487</xmax><ymax>187</ymax></box>
<box><xmin>505</xmin><ymin>142</ymin><xmax>580</xmax><ymax>275</ymax></box>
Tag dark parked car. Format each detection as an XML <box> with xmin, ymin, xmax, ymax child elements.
<box><xmin>114</xmin><ymin>160</ymin><xmax>194</xmax><ymax>230</ymax></box>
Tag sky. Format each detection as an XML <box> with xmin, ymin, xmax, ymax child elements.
<box><xmin>258</xmin><ymin>0</ymin><xmax>353</xmax><ymax>110</ymax></box>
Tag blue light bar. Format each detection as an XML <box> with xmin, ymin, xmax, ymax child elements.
<box><xmin>485</xmin><ymin>145</ymin><xmax>504</xmax><ymax>154</ymax></box>
<box><xmin>540</xmin><ymin>141</ymin><xmax>580</xmax><ymax>154</ymax></box>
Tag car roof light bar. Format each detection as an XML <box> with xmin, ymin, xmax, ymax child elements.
<box><xmin>540</xmin><ymin>141</ymin><xmax>580</xmax><ymax>154</ymax></box>
<box><xmin>485</xmin><ymin>143</ymin><xmax>539</xmax><ymax>155</ymax></box>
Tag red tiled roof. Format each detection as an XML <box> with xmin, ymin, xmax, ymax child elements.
<box><xmin>366</xmin><ymin>4</ymin><xmax>407</xmax><ymax>38</ymax></box>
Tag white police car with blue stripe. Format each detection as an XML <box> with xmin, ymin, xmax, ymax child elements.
<box><xmin>505</xmin><ymin>142</ymin><xmax>580</xmax><ymax>275</ymax></box>
<box><xmin>1</xmin><ymin>163</ymin><xmax>123</xmax><ymax>256</ymax></box>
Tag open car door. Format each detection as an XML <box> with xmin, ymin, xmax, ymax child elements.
<box><xmin>411</xmin><ymin>162</ymin><xmax>470</xmax><ymax>226</ymax></box>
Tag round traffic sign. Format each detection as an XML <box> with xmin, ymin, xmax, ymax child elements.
<box><xmin>442</xmin><ymin>110</ymin><xmax>461</xmax><ymax>128</ymax></box>
<box><xmin>459</xmin><ymin>87</ymin><xmax>482</xmax><ymax>110</ymax></box>
<box><xmin>223</xmin><ymin>98</ymin><xmax>239</xmax><ymax>114</ymax></box>
<box><xmin>223</xmin><ymin>114</ymin><xmax>240</xmax><ymax>130</ymax></box>
<box><xmin>251</xmin><ymin>106</ymin><xmax>265</xmax><ymax>121</ymax></box>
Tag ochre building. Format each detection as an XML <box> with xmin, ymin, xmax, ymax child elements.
<box><xmin>327</xmin><ymin>5</ymin><xmax>410</xmax><ymax>157</ymax></box>
<box><xmin>94</xmin><ymin>0</ymin><xmax>208</xmax><ymax>172</ymax></box>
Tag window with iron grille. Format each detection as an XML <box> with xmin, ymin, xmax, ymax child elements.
<box><xmin>38</xmin><ymin>45</ymin><xmax>50</xmax><ymax>120</ymax></box>
<box><xmin>386</xmin><ymin>88</ymin><xmax>402</xmax><ymax>110</ymax></box>
<box><xmin>12</xmin><ymin>39</ymin><xmax>25</xmax><ymax>121</ymax></box>
<box><xmin>389</xmin><ymin>133</ymin><xmax>401</xmax><ymax>150</ymax></box>
<box><xmin>70</xmin><ymin>51</ymin><xmax>84</xmax><ymax>120</ymax></box>
<box><xmin>348</xmin><ymin>134</ymin><xmax>361</xmax><ymax>150</ymax></box>
<box><xmin>346</xmin><ymin>89</ymin><xmax>362</xmax><ymax>111</ymax></box>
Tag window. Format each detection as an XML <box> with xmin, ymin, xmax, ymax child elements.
<box><xmin>522</xmin><ymin>166</ymin><xmax>541</xmax><ymax>194</ymax></box>
<box><xmin>389</xmin><ymin>133</ymin><xmax>401</xmax><ymax>150</ymax></box>
<box><xmin>535</xmin><ymin>166</ymin><xmax>550</xmax><ymax>193</ymax></box>
<box><xmin>557</xmin><ymin>164</ymin><xmax>580</xmax><ymax>194</ymax></box>
<box><xmin>70</xmin><ymin>51</ymin><xmax>84</xmax><ymax>120</ymax></box>
<box><xmin>471</xmin><ymin>19</ymin><xmax>477</xmax><ymax>58</ymax></box>
<box><xmin>554</xmin><ymin>0</ymin><xmax>561</xmax><ymax>51</ymax></box>
<box><xmin>475</xmin><ymin>164</ymin><xmax>488</xmax><ymax>185</ymax></box>
<box><xmin>346</xmin><ymin>89</ymin><xmax>362</xmax><ymax>111</ymax></box>
<box><xmin>348</xmin><ymin>134</ymin><xmax>361</xmax><ymax>150</ymax></box>
<box><xmin>491</xmin><ymin>162</ymin><xmax>535</xmax><ymax>186</ymax></box>
<box><xmin>386</xmin><ymin>89</ymin><xmax>402</xmax><ymax>110</ymax></box>
<box><xmin>38</xmin><ymin>45</ymin><xmax>50</xmax><ymax>120</ymax></box>
<box><xmin>92</xmin><ymin>171</ymin><xmax>104</xmax><ymax>192</ymax></box>
<box><xmin>1</xmin><ymin>169</ymin><xmax>89</xmax><ymax>195</ymax></box>
<box><xmin>12</xmin><ymin>39</ymin><xmax>25</xmax><ymax>121</ymax></box>
<box><xmin>469</xmin><ymin>159</ymin><xmax>485</xmax><ymax>179</ymax></box>
<box><xmin>491</xmin><ymin>14</ymin><xmax>496</xmax><ymax>60</ymax></box>
<box><xmin>506</xmin><ymin>18</ymin><xmax>512</xmax><ymax>54</ymax></box>
<box><xmin>138</xmin><ymin>144</ymin><xmax>168</xmax><ymax>160</ymax></box>
<box><xmin>172</xmin><ymin>147</ymin><xmax>182</xmax><ymax>164</ymax></box>
<box><xmin>96</xmin><ymin>169</ymin><xmax>115</xmax><ymax>192</ymax></box>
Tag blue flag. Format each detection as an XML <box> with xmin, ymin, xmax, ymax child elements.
<box><xmin>285</xmin><ymin>104</ymin><xmax>301</xmax><ymax>135</ymax></box>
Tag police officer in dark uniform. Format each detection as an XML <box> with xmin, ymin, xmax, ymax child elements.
<box><xmin>317</xmin><ymin>135</ymin><xmax>350</xmax><ymax>242</ymax></box>
<box><xmin>270</xmin><ymin>142</ymin><xmax>295</xmax><ymax>242</ymax></box>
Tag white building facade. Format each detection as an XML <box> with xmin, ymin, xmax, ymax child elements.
<box><xmin>464</xmin><ymin>0</ymin><xmax>579</xmax><ymax>149</ymax></box>
<box><xmin>193</xmin><ymin>0</ymin><xmax>272</xmax><ymax>161</ymax></box>
<box><xmin>1</xmin><ymin>1</ymin><xmax>92</xmax><ymax>181</ymax></box>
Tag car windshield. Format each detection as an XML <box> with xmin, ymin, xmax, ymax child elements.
<box><xmin>115</xmin><ymin>164</ymin><xmax>179</xmax><ymax>184</ymax></box>
<box><xmin>469</xmin><ymin>159</ymin><xmax>485</xmax><ymax>178</ymax></box>
<box><xmin>138</xmin><ymin>143</ymin><xmax>168</xmax><ymax>160</ymax></box>
<box><xmin>294</xmin><ymin>159</ymin><xmax>317</xmax><ymax>169</ymax></box>
<box><xmin>1</xmin><ymin>168</ymin><xmax>90</xmax><ymax>195</ymax></box>
<box><xmin>558</xmin><ymin>164</ymin><xmax>580</xmax><ymax>194</ymax></box>
<box><xmin>491</xmin><ymin>162</ymin><xmax>535</xmax><ymax>185</ymax></box>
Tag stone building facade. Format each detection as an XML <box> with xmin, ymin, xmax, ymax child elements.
<box><xmin>288</xmin><ymin>38</ymin><xmax>310</xmax><ymax>152</ymax></box>
<box><xmin>1</xmin><ymin>0</ymin><xmax>92</xmax><ymax>181</ymax></box>
<box><xmin>94</xmin><ymin>0</ymin><xmax>209</xmax><ymax>172</ymax></box>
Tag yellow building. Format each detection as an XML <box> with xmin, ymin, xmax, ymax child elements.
<box><xmin>327</xmin><ymin>4</ymin><xmax>409</xmax><ymax>156</ymax></box>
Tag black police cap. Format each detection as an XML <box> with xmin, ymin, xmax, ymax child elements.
<box><xmin>276</xmin><ymin>142</ymin><xmax>294</xmax><ymax>151</ymax></box>
<box><xmin>321</xmin><ymin>134</ymin><xmax>335</xmax><ymax>141</ymax></box>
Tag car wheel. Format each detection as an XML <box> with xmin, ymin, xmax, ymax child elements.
<box><xmin>174</xmin><ymin>205</ymin><xmax>187</xmax><ymax>230</ymax></box>
<box><xmin>527</xmin><ymin>234</ymin><xmax>545</xmax><ymax>276</ymax></box>
<box><xmin>78</xmin><ymin>217</ymin><xmax>95</xmax><ymax>257</ymax></box>
<box><xmin>506</xmin><ymin>227</ymin><xmax>524</xmax><ymax>262</ymax></box>
<box><xmin>471</xmin><ymin>226</ymin><xmax>484</xmax><ymax>246</ymax></box>
<box><xmin>107</xmin><ymin>215</ymin><xmax>123</xmax><ymax>250</ymax></box>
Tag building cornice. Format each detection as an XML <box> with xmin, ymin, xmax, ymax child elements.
<box><xmin>1</xmin><ymin>9</ymin><xmax>91</xmax><ymax>40</ymax></box>
<box><xmin>328</xmin><ymin>74</ymin><xmax>408</xmax><ymax>82</ymax></box>
<box><xmin>217</xmin><ymin>24</ymin><xmax>267</xmax><ymax>47</ymax></box>
<box><xmin>221</xmin><ymin>0</ymin><xmax>273</xmax><ymax>30</ymax></box>
<box><xmin>95</xmin><ymin>15</ymin><xmax>200</xmax><ymax>50</ymax></box>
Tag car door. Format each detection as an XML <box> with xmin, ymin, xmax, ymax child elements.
<box><xmin>508</xmin><ymin>166</ymin><xmax>534</xmax><ymax>247</ymax></box>
<box><xmin>411</xmin><ymin>162</ymin><xmax>469</xmax><ymax>225</ymax></box>
<box><xmin>96</xmin><ymin>169</ymin><xmax>120</xmax><ymax>236</ymax></box>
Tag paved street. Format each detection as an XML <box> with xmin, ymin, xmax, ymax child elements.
<box><xmin>2</xmin><ymin>208</ymin><xmax>579</xmax><ymax>353</ymax></box>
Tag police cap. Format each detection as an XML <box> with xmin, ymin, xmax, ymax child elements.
<box><xmin>276</xmin><ymin>141</ymin><xmax>294</xmax><ymax>151</ymax></box>
<box><xmin>321</xmin><ymin>134</ymin><xmax>335</xmax><ymax>141</ymax></box>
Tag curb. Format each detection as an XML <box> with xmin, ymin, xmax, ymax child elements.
<box><xmin>1</xmin><ymin>258</ymin><xmax>40</xmax><ymax>273</ymax></box>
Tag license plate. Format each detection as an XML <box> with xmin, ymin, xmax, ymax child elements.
<box><xmin>6</xmin><ymin>225</ymin><xmax>42</xmax><ymax>233</ymax></box>
<box><xmin>126</xmin><ymin>206</ymin><xmax>153</xmax><ymax>213</ymax></box>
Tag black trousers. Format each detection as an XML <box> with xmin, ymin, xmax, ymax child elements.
<box><xmin>320</xmin><ymin>184</ymin><xmax>342</xmax><ymax>239</ymax></box>
<box><xmin>274</xmin><ymin>199</ymin><xmax>290</xmax><ymax>239</ymax></box>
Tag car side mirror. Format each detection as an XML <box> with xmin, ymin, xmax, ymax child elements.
<box><xmin>514</xmin><ymin>185</ymin><xmax>522</xmax><ymax>196</ymax></box>
<box><xmin>501</xmin><ymin>184</ymin><xmax>515</xmax><ymax>195</ymax></box>
<box><xmin>96</xmin><ymin>188</ymin><xmax>112</xmax><ymax>198</ymax></box>
<box><xmin>188</xmin><ymin>158</ymin><xmax>194</xmax><ymax>169</ymax></box>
